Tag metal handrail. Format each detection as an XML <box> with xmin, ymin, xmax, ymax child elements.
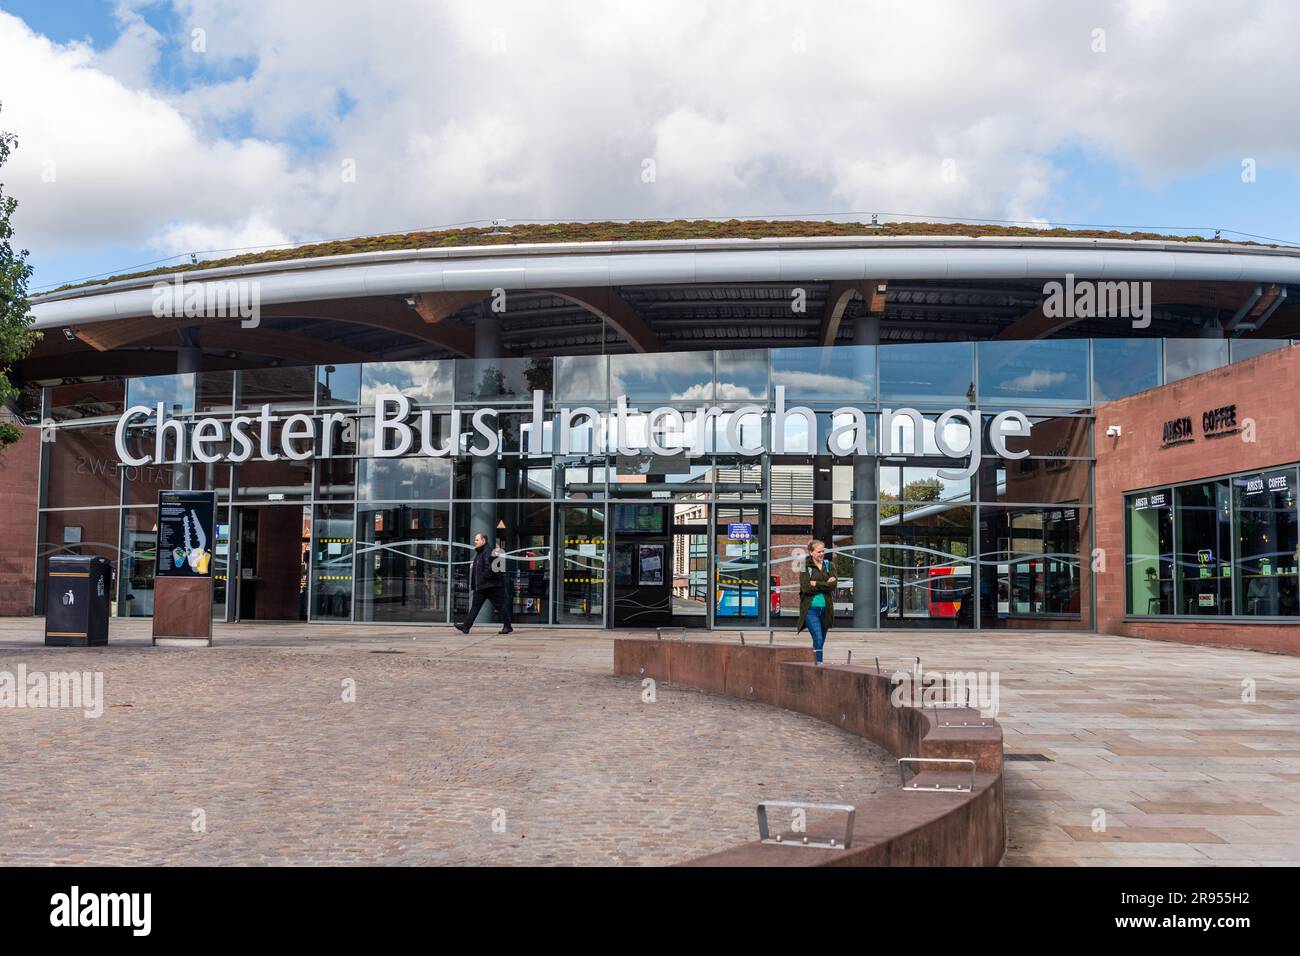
<box><xmin>756</xmin><ymin>800</ymin><xmax>856</xmax><ymax>849</ymax></box>
<box><xmin>897</xmin><ymin>757</ymin><xmax>977</xmax><ymax>793</ymax></box>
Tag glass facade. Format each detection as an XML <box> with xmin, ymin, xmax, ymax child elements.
<box><xmin>29</xmin><ymin>338</ymin><xmax>1291</xmax><ymax>629</ymax></box>
<box><xmin>1126</xmin><ymin>468</ymin><xmax>1299</xmax><ymax>618</ymax></box>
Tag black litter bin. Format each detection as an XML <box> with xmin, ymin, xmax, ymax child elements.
<box><xmin>45</xmin><ymin>555</ymin><xmax>113</xmax><ymax>646</ymax></box>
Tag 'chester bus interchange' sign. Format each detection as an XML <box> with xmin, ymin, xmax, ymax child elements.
<box><xmin>114</xmin><ymin>386</ymin><xmax>1033</xmax><ymax>482</ymax></box>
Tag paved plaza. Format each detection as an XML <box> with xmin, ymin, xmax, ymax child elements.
<box><xmin>2</xmin><ymin>619</ymin><xmax>1299</xmax><ymax>865</ymax></box>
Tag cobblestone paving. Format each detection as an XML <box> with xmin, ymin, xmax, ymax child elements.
<box><xmin>2</xmin><ymin>619</ymin><xmax>1298</xmax><ymax>865</ymax></box>
<box><xmin>0</xmin><ymin>643</ymin><xmax>893</xmax><ymax>866</ymax></box>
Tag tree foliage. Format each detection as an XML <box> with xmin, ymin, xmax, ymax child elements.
<box><xmin>0</xmin><ymin>102</ymin><xmax>39</xmax><ymax>446</ymax></box>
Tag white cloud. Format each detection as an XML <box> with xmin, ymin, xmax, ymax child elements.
<box><xmin>93</xmin><ymin>2</ymin><xmax>164</xmax><ymax>90</ymax></box>
<box><xmin>3</xmin><ymin>0</ymin><xmax>1300</xmax><ymax>283</ymax></box>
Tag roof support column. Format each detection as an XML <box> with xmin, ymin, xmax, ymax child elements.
<box><xmin>177</xmin><ymin>327</ymin><xmax>202</xmax><ymax>374</ymax></box>
<box><xmin>470</xmin><ymin>304</ymin><xmax>502</xmax><ymax>549</ymax></box>
<box><xmin>851</xmin><ymin>310</ymin><xmax>879</xmax><ymax>629</ymax></box>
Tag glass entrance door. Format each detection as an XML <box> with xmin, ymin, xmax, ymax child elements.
<box><xmin>671</xmin><ymin>502</ymin><xmax>710</xmax><ymax>628</ymax></box>
<box><xmin>714</xmin><ymin>504</ymin><xmax>766</xmax><ymax>628</ymax></box>
<box><xmin>232</xmin><ymin>505</ymin><xmax>310</xmax><ymax>622</ymax></box>
<box><xmin>555</xmin><ymin>504</ymin><xmax>606</xmax><ymax>626</ymax></box>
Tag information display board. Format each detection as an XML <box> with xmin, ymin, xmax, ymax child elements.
<box><xmin>156</xmin><ymin>491</ymin><xmax>217</xmax><ymax>578</ymax></box>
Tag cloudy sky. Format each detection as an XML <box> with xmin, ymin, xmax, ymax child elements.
<box><xmin>1</xmin><ymin>0</ymin><xmax>1298</xmax><ymax>292</ymax></box>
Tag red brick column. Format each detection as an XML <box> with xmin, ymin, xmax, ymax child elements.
<box><xmin>0</xmin><ymin>424</ymin><xmax>41</xmax><ymax>615</ymax></box>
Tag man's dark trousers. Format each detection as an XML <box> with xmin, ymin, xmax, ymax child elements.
<box><xmin>465</xmin><ymin>585</ymin><xmax>511</xmax><ymax>630</ymax></box>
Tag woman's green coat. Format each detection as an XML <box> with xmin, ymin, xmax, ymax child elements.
<box><xmin>796</xmin><ymin>558</ymin><xmax>837</xmax><ymax>635</ymax></box>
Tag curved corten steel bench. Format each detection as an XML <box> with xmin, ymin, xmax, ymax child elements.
<box><xmin>614</xmin><ymin>639</ymin><xmax>1005</xmax><ymax>866</ymax></box>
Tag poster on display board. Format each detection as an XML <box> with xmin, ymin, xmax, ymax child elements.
<box><xmin>638</xmin><ymin>544</ymin><xmax>665</xmax><ymax>586</ymax></box>
<box><xmin>156</xmin><ymin>491</ymin><xmax>217</xmax><ymax>577</ymax></box>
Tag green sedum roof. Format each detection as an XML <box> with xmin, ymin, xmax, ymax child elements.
<box><xmin>49</xmin><ymin>218</ymin><xmax>1233</xmax><ymax>294</ymax></box>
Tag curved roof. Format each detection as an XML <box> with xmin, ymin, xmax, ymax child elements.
<box><xmin>29</xmin><ymin>232</ymin><xmax>1300</xmax><ymax>330</ymax></box>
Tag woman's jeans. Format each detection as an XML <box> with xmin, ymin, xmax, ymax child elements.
<box><xmin>806</xmin><ymin>606</ymin><xmax>826</xmax><ymax>663</ymax></box>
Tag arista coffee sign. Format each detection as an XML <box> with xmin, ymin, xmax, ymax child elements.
<box><xmin>1161</xmin><ymin>404</ymin><xmax>1241</xmax><ymax>448</ymax></box>
<box><xmin>1161</xmin><ymin>416</ymin><xmax>1194</xmax><ymax>447</ymax></box>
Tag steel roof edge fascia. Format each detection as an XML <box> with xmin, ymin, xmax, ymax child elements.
<box><xmin>29</xmin><ymin>242</ymin><xmax>1300</xmax><ymax>330</ymax></box>
<box><xmin>33</xmin><ymin>234</ymin><xmax>1300</xmax><ymax>303</ymax></box>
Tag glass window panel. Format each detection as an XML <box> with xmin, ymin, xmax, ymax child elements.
<box><xmin>452</xmin><ymin>501</ymin><xmax>551</xmax><ymax>624</ymax></box>
<box><xmin>43</xmin><ymin>424</ymin><xmax>122</xmax><ymax>508</ymax></box>
<box><xmin>196</xmin><ymin>371</ymin><xmax>235</xmax><ymax>413</ymax></box>
<box><xmin>714</xmin><ymin>348</ymin><xmax>770</xmax><ymax>400</ymax></box>
<box><xmin>361</xmin><ymin>361</ymin><xmax>453</xmax><ymax>406</ymax></box>
<box><xmin>1127</xmin><ymin>490</ymin><xmax>1174</xmax><ymax>615</ymax></box>
<box><xmin>979</xmin><ymin>505</ymin><xmax>1087</xmax><ymax>628</ymax></box>
<box><xmin>356</xmin><ymin>503</ymin><xmax>452</xmax><ymax>624</ymax></box>
<box><xmin>311</xmin><ymin>504</ymin><xmax>354</xmax><ymax>621</ymax></box>
<box><xmin>983</xmin><ymin>414</ymin><xmax>1090</xmax><ymax>459</ymax></box>
<box><xmin>317</xmin><ymin>363</ymin><xmax>361</xmax><ymax>407</ymax></box>
<box><xmin>1229</xmin><ymin>339</ymin><xmax>1290</xmax><ymax>365</ymax></box>
<box><xmin>189</xmin><ymin>460</ymin><xmax>232</xmax><ymax>503</ymax></box>
<box><xmin>36</xmin><ymin>508</ymin><xmax>120</xmax><ymax>615</ymax></box>
<box><xmin>977</xmin><ymin>340</ymin><xmax>1089</xmax><ymax>406</ymax></box>
<box><xmin>985</xmin><ymin>456</ymin><xmax>1090</xmax><ymax>504</ymax></box>
<box><xmin>236</xmin><ymin>366</ymin><xmax>314</xmax><ymax>411</ymax></box>
<box><xmin>769</xmin><ymin>501</ymin><xmax>813</xmax><ymax>622</ymax></box>
<box><xmin>455</xmin><ymin>357</ymin><xmax>552</xmax><ymax>403</ymax></box>
<box><xmin>453</xmin><ymin>458</ymin><xmax>553</xmax><ymax>500</ymax></box>
<box><xmin>713</xmin><ymin>458</ymin><xmax>763</xmax><ymax>499</ymax></box>
<box><xmin>1233</xmin><ymin>469</ymin><xmax>1298</xmax><ymax>616</ymax></box>
<box><xmin>1175</xmin><ymin>480</ymin><xmax>1234</xmax><ymax>615</ymax></box>
<box><xmin>117</xmin><ymin>507</ymin><xmax>157</xmax><ymax>617</ymax></box>
<box><xmin>358</xmin><ymin>456</ymin><xmax>451</xmax><ymax>501</ymax></box>
<box><xmin>358</xmin><ymin>413</ymin><xmax>451</xmax><ymax>456</ymax></box>
<box><xmin>878</xmin><ymin>465</ymin><xmax>974</xmax><ymax>510</ymax></box>
<box><xmin>610</xmin><ymin>352</ymin><xmax>713</xmax><ymax>402</ymax></box>
<box><xmin>612</xmin><ymin>455</ymin><xmax>713</xmax><ymax>498</ymax></box>
<box><xmin>878</xmin><ymin>504</ymin><xmax>974</xmax><ymax>628</ymax></box>
<box><xmin>556</xmin><ymin>456</ymin><xmax>610</xmax><ymax>500</ymax></box>
<box><xmin>1092</xmin><ymin>338</ymin><xmax>1161</xmax><ymax>403</ymax></box>
<box><xmin>769</xmin><ymin>460</ymin><xmax>815</xmax><ymax>500</ymax></box>
<box><xmin>709</xmin><ymin>409</ymin><xmax>766</xmax><ymax>455</ymax></box>
<box><xmin>455</xmin><ymin>411</ymin><xmax>537</xmax><ymax>455</ymax></box>
<box><xmin>44</xmin><ymin>380</ymin><xmax>124</xmax><ymax>422</ymax></box>
<box><xmin>234</xmin><ymin>434</ymin><xmax>313</xmax><ymax>501</ymax></box>
<box><xmin>1164</xmin><ymin>338</ymin><xmax>1229</xmax><ymax>383</ymax></box>
<box><xmin>879</xmin><ymin>342</ymin><xmax>974</xmax><ymax>405</ymax></box>
<box><xmin>879</xmin><ymin>411</ymin><xmax>970</xmax><ymax>458</ymax></box>
<box><xmin>771</xmin><ymin>346</ymin><xmax>874</xmax><ymax>402</ymax></box>
<box><xmin>315</xmin><ymin>456</ymin><xmax>356</xmax><ymax>501</ymax></box>
<box><xmin>127</xmin><ymin>373</ymin><xmax>194</xmax><ymax>417</ymax></box>
<box><xmin>554</xmin><ymin>355</ymin><xmax>608</xmax><ymax>402</ymax></box>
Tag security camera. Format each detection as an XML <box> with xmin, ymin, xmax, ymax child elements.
<box><xmin>1105</xmin><ymin>425</ymin><xmax>1122</xmax><ymax>438</ymax></box>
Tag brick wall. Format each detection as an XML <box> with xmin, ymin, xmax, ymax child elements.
<box><xmin>0</xmin><ymin>424</ymin><xmax>41</xmax><ymax>615</ymax></box>
<box><xmin>1095</xmin><ymin>343</ymin><xmax>1300</xmax><ymax>654</ymax></box>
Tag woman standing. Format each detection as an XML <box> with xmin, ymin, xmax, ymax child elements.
<box><xmin>798</xmin><ymin>539</ymin><xmax>837</xmax><ymax>663</ymax></box>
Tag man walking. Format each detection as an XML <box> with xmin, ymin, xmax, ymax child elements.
<box><xmin>455</xmin><ymin>532</ymin><xmax>514</xmax><ymax>634</ymax></box>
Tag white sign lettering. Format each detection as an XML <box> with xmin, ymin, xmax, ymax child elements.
<box><xmin>114</xmin><ymin>388</ymin><xmax>1033</xmax><ymax>470</ymax></box>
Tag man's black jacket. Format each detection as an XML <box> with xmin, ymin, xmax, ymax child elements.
<box><xmin>470</xmin><ymin>545</ymin><xmax>503</xmax><ymax>592</ymax></box>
